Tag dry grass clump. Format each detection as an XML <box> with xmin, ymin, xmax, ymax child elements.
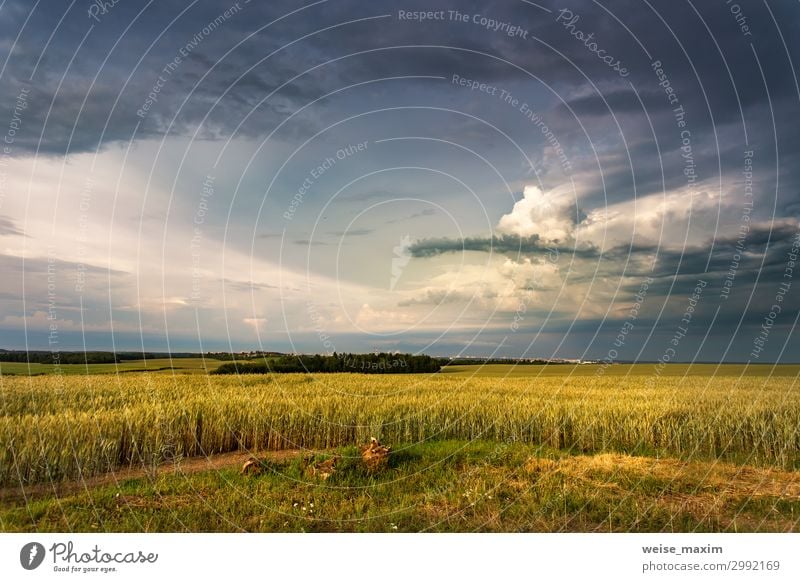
<box><xmin>306</xmin><ymin>455</ymin><xmax>340</xmax><ymax>480</ymax></box>
<box><xmin>524</xmin><ymin>457</ymin><xmax>559</xmax><ymax>474</ymax></box>
<box><xmin>240</xmin><ymin>458</ymin><xmax>263</xmax><ymax>476</ymax></box>
<box><xmin>523</xmin><ymin>452</ymin><xmax>800</xmax><ymax>499</ymax></box>
<box><xmin>360</xmin><ymin>437</ymin><xmax>391</xmax><ymax>473</ymax></box>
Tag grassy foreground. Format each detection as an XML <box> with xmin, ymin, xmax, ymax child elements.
<box><xmin>1</xmin><ymin>366</ymin><xmax>798</xmax><ymax>532</ymax></box>
<box><xmin>2</xmin><ymin>440</ymin><xmax>797</xmax><ymax>532</ymax></box>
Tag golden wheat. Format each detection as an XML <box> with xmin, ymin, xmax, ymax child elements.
<box><xmin>1</xmin><ymin>372</ymin><xmax>798</xmax><ymax>486</ymax></box>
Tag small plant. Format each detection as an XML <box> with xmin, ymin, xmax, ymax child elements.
<box><xmin>304</xmin><ymin>453</ymin><xmax>341</xmax><ymax>480</ymax></box>
<box><xmin>241</xmin><ymin>457</ymin><xmax>262</xmax><ymax>476</ymax></box>
<box><xmin>360</xmin><ymin>437</ymin><xmax>391</xmax><ymax>473</ymax></box>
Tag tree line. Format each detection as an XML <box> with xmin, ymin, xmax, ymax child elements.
<box><xmin>0</xmin><ymin>350</ymin><xmax>197</xmax><ymax>364</ymax></box>
<box><xmin>213</xmin><ymin>352</ymin><xmax>442</xmax><ymax>375</ymax></box>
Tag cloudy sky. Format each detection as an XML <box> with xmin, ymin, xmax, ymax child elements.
<box><xmin>0</xmin><ymin>0</ymin><xmax>798</xmax><ymax>361</ymax></box>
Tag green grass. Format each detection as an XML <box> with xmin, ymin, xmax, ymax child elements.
<box><xmin>0</xmin><ymin>358</ymin><xmax>223</xmax><ymax>376</ymax></box>
<box><xmin>440</xmin><ymin>363</ymin><xmax>800</xmax><ymax>377</ymax></box>
<box><xmin>2</xmin><ymin>367</ymin><xmax>798</xmax><ymax>532</ymax></box>
<box><xmin>2</xmin><ymin>440</ymin><xmax>797</xmax><ymax>533</ymax></box>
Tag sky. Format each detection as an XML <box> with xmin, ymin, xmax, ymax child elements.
<box><xmin>0</xmin><ymin>0</ymin><xmax>798</xmax><ymax>362</ymax></box>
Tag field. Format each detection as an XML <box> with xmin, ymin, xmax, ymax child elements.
<box><xmin>0</xmin><ymin>357</ymin><xmax>223</xmax><ymax>376</ymax></box>
<box><xmin>441</xmin><ymin>362</ymin><xmax>800</xmax><ymax>377</ymax></box>
<box><xmin>1</xmin><ymin>365</ymin><xmax>798</xmax><ymax>532</ymax></box>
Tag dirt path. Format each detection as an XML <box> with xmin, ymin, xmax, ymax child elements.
<box><xmin>0</xmin><ymin>449</ymin><xmax>304</xmax><ymax>505</ymax></box>
<box><xmin>4</xmin><ymin>449</ymin><xmax>798</xmax><ymax>509</ymax></box>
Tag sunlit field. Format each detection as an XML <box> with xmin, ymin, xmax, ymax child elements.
<box><xmin>1</xmin><ymin>365</ymin><xmax>798</xmax><ymax>532</ymax></box>
<box><xmin>0</xmin><ymin>357</ymin><xmax>223</xmax><ymax>376</ymax></box>
<box><xmin>441</xmin><ymin>363</ymin><xmax>800</xmax><ymax>378</ymax></box>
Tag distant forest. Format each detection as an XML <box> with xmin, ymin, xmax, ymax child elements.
<box><xmin>0</xmin><ymin>350</ymin><xmax>563</xmax><ymax>370</ymax></box>
<box><xmin>0</xmin><ymin>350</ymin><xmax>198</xmax><ymax>364</ymax></box>
<box><xmin>213</xmin><ymin>352</ymin><xmax>442</xmax><ymax>374</ymax></box>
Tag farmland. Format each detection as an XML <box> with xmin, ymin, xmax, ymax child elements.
<box><xmin>0</xmin><ymin>357</ymin><xmax>223</xmax><ymax>376</ymax></box>
<box><xmin>1</xmin><ymin>365</ymin><xmax>798</xmax><ymax>532</ymax></box>
<box><xmin>440</xmin><ymin>362</ymin><xmax>800</xmax><ymax>377</ymax></box>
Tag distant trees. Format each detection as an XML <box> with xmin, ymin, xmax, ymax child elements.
<box><xmin>213</xmin><ymin>352</ymin><xmax>441</xmax><ymax>375</ymax></box>
<box><xmin>204</xmin><ymin>351</ymin><xmax>285</xmax><ymax>361</ymax></box>
<box><xmin>0</xmin><ymin>349</ymin><xmax>444</xmax><ymax>372</ymax></box>
<box><xmin>0</xmin><ymin>350</ymin><xmax>198</xmax><ymax>364</ymax></box>
<box><xmin>0</xmin><ymin>351</ymin><xmax>120</xmax><ymax>364</ymax></box>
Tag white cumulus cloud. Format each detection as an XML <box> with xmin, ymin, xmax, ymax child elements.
<box><xmin>496</xmin><ymin>185</ymin><xmax>577</xmax><ymax>244</ymax></box>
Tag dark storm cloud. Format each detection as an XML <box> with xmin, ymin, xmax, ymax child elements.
<box><xmin>408</xmin><ymin>220</ymin><xmax>800</xmax><ymax>307</ymax></box>
<box><xmin>385</xmin><ymin>208</ymin><xmax>436</xmax><ymax>223</ymax></box>
<box><xmin>219</xmin><ymin>277</ymin><xmax>277</xmax><ymax>292</ymax></box>
<box><xmin>603</xmin><ymin>221</ymin><xmax>800</xmax><ymax>281</ymax></box>
<box><xmin>327</xmin><ymin>228</ymin><xmax>374</xmax><ymax>237</ymax></box>
<box><xmin>534</xmin><ymin>1</ymin><xmax>800</xmax><ymax>216</ymax></box>
<box><xmin>1</xmin><ymin>0</ymin><xmax>799</xmax><ymax>176</ymax></box>
<box><xmin>0</xmin><ymin>216</ymin><xmax>25</xmax><ymax>237</ymax></box>
<box><xmin>409</xmin><ymin>233</ymin><xmax>599</xmax><ymax>258</ymax></box>
<box><xmin>0</xmin><ymin>0</ymin><xmax>354</xmax><ymax>153</ymax></box>
<box><xmin>0</xmin><ymin>0</ymin><xmax>798</xmax><ymax>359</ymax></box>
<box><xmin>561</xmin><ymin>88</ymin><xmax>658</xmax><ymax>117</ymax></box>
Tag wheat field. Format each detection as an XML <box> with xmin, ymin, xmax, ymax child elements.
<box><xmin>2</xmin><ymin>368</ymin><xmax>798</xmax><ymax>488</ymax></box>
